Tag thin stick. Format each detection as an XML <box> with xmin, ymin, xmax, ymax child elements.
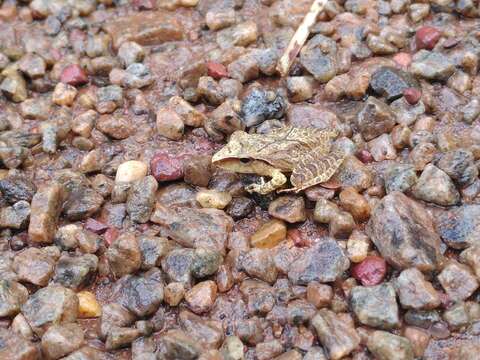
<box><xmin>276</xmin><ymin>0</ymin><xmax>329</xmax><ymax>77</ymax></box>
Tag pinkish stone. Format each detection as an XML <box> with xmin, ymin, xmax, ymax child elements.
<box><xmin>207</xmin><ymin>62</ymin><xmax>228</xmax><ymax>80</ymax></box>
<box><xmin>151</xmin><ymin>153</ymin><xmax>185</xmax><ymax>182</ymax></box>
<box><xmin>352</xmin><ymin>256</ymin><xmax>387</xmax><ymax>286</ymax></box>
<box><xmin>403</xmin><ymin>87</ymin><xmax>422</xmax><ymax>105</ymax></box>
<box><xmin>132</xmin><ymin>0</ymin><xmax>156</xmax><ymax>10</ymax></box>
<box><xmin>357</xmin><ymin>149</ymin><xmax>374</xmax><ymax>164</ymax></box>
<box><xmin>85</xmin><ymin>218</ymin><xmax>108</xmax><ymax>234</ymax></box>
<box><xmin>416</xmin><ymin>26</ymin><xmax>442</xmax><ymax>51</ymax></box>
<box><xmin>61</xmin><ymin>64</ymin><xmax>88</xmax><ymax>86</ymax></box>
<box><xmin>393</xmin><ymin>52</ymin><xmax>412</xmax><ymax>68</ymax></box>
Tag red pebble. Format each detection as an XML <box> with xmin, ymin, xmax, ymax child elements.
<box><xmin>207</xmin><ymin>61</ymin><xmax>228</xmax><ymax>80</ymax></box>
<box><xmin>393</xmin><ymin>52</ymin><xmax>412</xmax><ymax>68</ymax></box>
<box><xmin>357</xmin><ymin>149</ymin><xmax>374</xmax><ymax>164</ymax></box>
<box><xmin>85</xmin><ymin>218</ymin><xmax>108</xmax><ymax>234</ymax></box>
<box><xmin>60</xmin><ymin>64</ymin><xmax>88</xmax><ymax>86</ymax></box>
<box><xmin>352</xmin><ymin>256</ymin><xmax>387</xmax><ymax>286</ymax></box>
<box><xmin>150</xmin><ymin>152</ymin><xmax>185</xmax><ymax>182</ymax></box>
<box><xmin>403</xmin><ymin>87</ymin><xmax>422</xmax><ymax>105</ymax></box>
<box><xmin>104</xmin><ymin>227</ymin><xmax>120</xmax><ymax>246</ymax></box>
<box><xmin>416</xmin><ymin>26</ymin><xmax>442</xmax><ymax>50</ymax></box>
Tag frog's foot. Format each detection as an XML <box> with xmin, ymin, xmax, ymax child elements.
<box><xmin>245</xmin><ymin>169</ymin><xmax>287</xmax><ymax>194</ymax></box>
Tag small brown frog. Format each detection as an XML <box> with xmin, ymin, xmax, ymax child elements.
<box><xmin>212</xmin><ymin>126</ymin><xmax>345</xmax><ymax>194</ymax></box>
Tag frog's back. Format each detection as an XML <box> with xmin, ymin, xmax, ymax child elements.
<box><xmin>252</xmin><ymin>126</ymin><xmax>338</xmax><ymax>171</ymax></box>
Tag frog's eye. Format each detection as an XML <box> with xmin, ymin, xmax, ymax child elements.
<box><xmin>240</xmin><ymin>158</ymin><xmax>251</xmax><ymax>164</ymax></box>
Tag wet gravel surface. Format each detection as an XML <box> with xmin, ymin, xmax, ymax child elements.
<box><xmin>0</xmin><ymin>0</ymin><xmax>480</xmax><ymax>359</ymax></box>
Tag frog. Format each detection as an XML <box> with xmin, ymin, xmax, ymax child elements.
<box><xmin>211</xmin><ymin>126</ymin><xmax>345</xmax><ymax>194</ymax></box>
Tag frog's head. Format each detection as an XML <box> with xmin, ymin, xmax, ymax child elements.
<box><xmin>212</xmin><ymin>131</ymin><xmax>255</xmax><ymax>171</ymax></box>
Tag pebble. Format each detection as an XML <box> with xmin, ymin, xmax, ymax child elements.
<box><xmin>250</xmin><ymin>219</ymin><xmax>286</xmax><ymax>248</ymax></box>
<box><xmin>60</xmin><ymin>64</ymin><xmax>88</xmax><ymax>86</ymax></box>
<box><xmin>443</xmin><ymin>302</ymin><xmax>469</xmax><ymax>329</ymax></box>
<box><xmin>346</xmin><ymin>230</ymin><xmax>370</xmax><ymax>263</ymax></box>
<box><xmin>329</xmin><ymin>210</ymin><xmax>356</xmax><ymax>239</ymax></box>
<box><xmin>370</xmin><ymin>66</ymin><xmax>418</xmax><ymax>101</ymax></box>
<box><xmin>0</xmin><ymin>71</ymin><xmax>28</xmax><ymax>102</ymax></box>
<box><xmin>227</xmin><ymin>53</ymin><xmax>260</xmax><ymax>84</ymax></box>
<box><xmin>96</xmin><ymin>114</ymin><xmax>132</xmax><ymax>140</ymax></box>
<box><xmin>106</xmin><ymin>232</ymin><xmax>141</xmax><ymax>278</ymax></box>
<box><xmin>241</xmin><ymin>87</ymin><xmax>286</xmax><ymax>127</ymax></box>
<box><xmin>185</xmin><ymin>280</ymin><xmax>217</xmax><ymax>314</ymax></box>
<box><xmin>241</xmin><ymin>248</ymin><xmax>277</xmax><ymax>284</ymax></box>
<box><xmin>436</xmin><ymin>149</ymin><xmax>478</xmax><ymax>187</ymax></box>
<box><xmin>313</xmin><ymin>198</ymin><xmax>339</xmax><ymax>223</ymax></box>
<box><xmin>160</xmin><ymin>330</ymin><xmax>201</xmax><ymax>359</ymax></box>
<box><xmin>403</xmin><ymin>87</ymin><xmax>422</xmax><ymax>105</ymax></box>
<box><xmin>150</xmin><ymin>152</ymin><xmax>185</xmax><ymax>182</ymax></box>
<box><xmin>367</xmin><ymin>192</ymin><xmax>443</xmax><ymax>271</ymax></box>
<box><xmin>227</xmin><ymin>196</ymin><xmax>255</xmax><ymax>220</ymax></box>
<box><xmin>118</xmin><ymin>41</ymin><xmax>145</xmax><ymax>67</ymax></box>
<box><xmin>196</xmin><ymin>189</ymin><xmax>232</xmax><ymax>209</ymax></box>
<box><xmin>126</xmin><ymin>176</ymin><xmax>158</xmax><ymax>223</ymax></box>
<box><xmin>339</xmin><ymin>187</ymin><xmax>370</xmax><ymax>222</ymax></box>
<box><xmin>411</xmin><ymin>50</ymin><xmax>455</xmax><ymax>81</ymax></box>
<box><xmin>115</xmin><ymin>160</ymin><xmax>148</xmax><ymax>183</ymax></box>
<box><xmin>22</xmin><ymin>284</ymin><xmax>78</xmax><ymax>336</ymax></box>
<box><xmin>351</xmin><ymin>255</ymin><xmax>387</xmax><ymax>286</ymax></box>
<box><xmin>207</xmin><ymin>61</ymin><xmax>229</xmax><ymax>80</ymax></box>
<box><xmin>394</xmin><ymin>268</ymin><xmax>441</xmax><ymax>310</ymax></box>
<box><xmin>356</xmin><ymin>97</ymin><xmax>396</xmax><ymax>141</ymax></box>
<box><xmin>169</xmin><ymin>95</ymin><xmax>207</xmax><ymax>127</ymax></box>
<box><xmin>216</xmin><ymin>21</ymin><xmax>258</xmax><ymax>49</ymax></box>
<box><xmin>53</xmin><ymin>253</ymin><xmax>98</xmax><ymax>290</ymax></box>
<box><xmin>164</xmin><ymin>282</ymin><xmax>185</xmax><ymax>306</ymax></box>
<box><xmin>0</xmin><ymin>279</ymin><xmax>28</xmax><ymax>318</ymax></box>
<box><xmin>438</xmin><ymin>262</ymin><xmax>479</xmax><ymax>301</ymax></box>
<box><xmin>41</xmin><ymin>323</ymin><xmax>84</xmax><ymax>359</ymax></box>
<box><xmin>409</xmin><ymin>142</ymin><xmax>437</xmax><ymax>171</ymax></box>
<box><xmin>191</xmin><ymin>247</ymin><xmax>223</xmax><ymax>278</ymax></box>
<box><xmin>384</xmin><ymin>164</ymin><xmax>418</xmax><ymax>193</ymax></box>
<box><xmin>436</xmin><ymin>204</ymin><xmax>480</xmax><ymax>249</ymax></box>
<box><xmin>206</xmin><ymin>8</ymin><xmax>236</xmax><ymax>31</ymax></box>
<box><xmin>307</xmin><ymin>282</ymin><xmax>333</xmax><ymax>309</ymax></box>
<box><xmin>77</xmin><ymin>291</ymin><xmax>102</xmax><ymax>318</ymax></box>
<box><xmin>220</xmin><ymin>336</ymin><xmax>244</xmax><ymax>360</ymax></box>
<box><xmin>390</xmin><ymin>97</ymin><xmax>425</xmax><ymax>126</ymax></box>
<box><xmin>0</xmin><ymin>175</ymin><xmax>36</xmax><ymax>204</ymax></box>
<box><xmin>404</xmin><ymin>327</ymin><xmax>430</xmax><ymax>358</ymax></box>
<box><xmin>312</xmin><ymin>309</ymin><xmax>360</xmax><ymax>360</ymax></box>
<box><xmin>411</xmin><ymin>164</ymin><xmax>460</xmax><ymax>206</ymax></box>
<box><xmin>460</xmin><ymin>245</ymin><xmax>480</xmax><ymax>279</ymax></box>
<box><xmin>288</xmin><ymin>239</ymin><xmax>350</xmax><ymax>285</ymax></box>
<box><xmin>416</xmin><ymin>26</ymin><xmax>442</xmax><ymax>50</ymax></box>
<box><xmin>52</xmin><ymin>82</ymin><xmax>78</xmax><ymax>106</ymax></box>
<box><xmin>286</xmin><ymin>76</ymin><xmax>314</xmax><ymax>102</ymax></box>
<box><xmin>183</xmin><ymin>155</ymin><xmax>212</xmax><ymax>187</ymax></box>
<box><xmin>367</xmin><ymin>331</ymin><xmax>414</xmax><ymax>360</ymax></box>
<box><xmin>268</xmin><ymin>196</ymin><xmax>306</xmax><ymax>223</ymax></box>
<box><xmin>0</xmin><ymin>201</ymin><xmax>30</xmax><ymax>229</ymax></box>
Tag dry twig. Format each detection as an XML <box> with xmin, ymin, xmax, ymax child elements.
<box><xmin>276</xmin><ymin>0</ymin><xmax>329</xmax><ymax>77</ymax></box>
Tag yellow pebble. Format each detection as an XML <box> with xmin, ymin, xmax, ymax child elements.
<box><xmin>251</xmin><ymin>219</ymin><xmax>287</xmax><ymax>249</ymax></box>
<box><xmin>77</xmin><ymin>291</ymin><xmax>102</xmax><ymax>318</ymax></box>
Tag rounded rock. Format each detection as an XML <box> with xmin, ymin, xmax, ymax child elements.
<box><xmin>115</xmin><ymin>160</ymin><xmax>148</xmax><ymax>183</ymax></box>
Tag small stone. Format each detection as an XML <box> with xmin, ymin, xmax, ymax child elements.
<box><xmin>411</xmin><ymin>50</ymin><xmax>455</xmax><ymax>81</ymax></box>
<box><xmin>0</xmin><ymin>72</ymin><xmax>28</xmax><ymax>102</ymax></box>
<box><xmin>409</xmin><ymin>3</ymin><xmax>430</xmax><ymax>22</ymax></box>
<box><xmin>207</xmin><ymin>61</ymin><xmax>229</xmax><ymax>80</ymax></box>
<box><xmin>227</xmin><ymin>196</ymin><xmax>255</xmax><ymax>220</ymax></box>
<box><xmin>0</xmin><ymin>329</ymin><xmax>40</xmax><ymax>360</ymax></box>
<box><xmin>206</xmin><ymin>8</ymin><xmax>236</xmax><ymax>31</ymax></box>
<box><xmin>184</xmin><ymin>155</ymin><xmax>212</xmax><ymax>187</ymax></box>
<box><xmin>329</xmin><ymin>211</ymin><xmax>355</xmax><ymax>239</ymax></box>
<box><xmin>443</xmin><ymin>302</ymin><xmax>469</xmax><ymax>329</ymax></box>
<box><xmin>286</xmin><ymin>76</ymin><xmax>314</xmax><ymax>102</ymax></box>
<box><xmin>164</xmin><ymin>282</ymin><xmax>185</xmax><ymax>306</ymax></box>
<box><xmin>99</xmin><ymin>303</ymin><xmax>135</xmax><ymax>340</ymax></box>
<box><xmin>106</xmin><ymin>232</ymin><xmax>141</xmax><ymax>278</ymax></box>
<box><xmin>196</xmin><ymin>189</ymin><xmax>232</xmax><ymax>209</ymax></box>
<box><xmin>242</xmin><ymin>248</ymin><xmax>278</xmax><ymax>284</ymax></box>
<box><xmin>220</xmin><ymin>336</ymin><xmax>244</xmax><ymax>360</ymax></box>
<box><xmin>436</xmin><ymin>204</ymin><xmax>480</xmax><ymax>250</ymax></box>
<box><xmin>151</xmin><ymin>152</ymin><xmax>185</xmax><ymax>182</ymax></box>
<box><xmin>19</xmin><ymin>98</ymin><xmax>51</xmax><ymax>120</ymax></box>
<box><xmin>95</xmin><ymin>85</ymin><xmax>123</xmax><ymax>114</ymax></box>
<box><xmin>367</xmin><ymin>331</ymin><xmax>414</xmax><ymax>360</ymax></box>
<box><xmin>77</xmin><ymin>291</ymin><xmax>102</xmax><ymax>318</ymax></box>
<box><xmin>438</xmin><ymin>262</ymin><xmax>479</xmax><ymax>301</ymax></box>
<box><xmin>393</xmin><ymin>52</ymin><xmax>412</xmax><ymax>68</ymax></box>
<box><xmin>250</xmin><ymin>219</ymin><xmax>287</xmax><ymax>249</ymax></box>
<box><xmin>409</xmin><ymin>142</ymin><xmax>436</xmax><ymax>171</ymax></box>
<box><xmin>106</xmin><ymin>327</ymin><xmax>141</xmax><ymax>350</ymax></box>
<box><xmin>185</xmin><ymin>280</ymin><xmax>217</xmax><ymax>314</ymax></box>
<box><xmin>346</xmin><ymin>230</ymin><xmax>370</xmax><ymax>263</ymax></box>
<box><xmin>13</xmin><ymin>247</ymin><xmax>56</xmax><ymax>286</ymax></box>
<box><xmin>436</xmin><ymin>149</ymin><xmax>478</xmax><ymax>187</ymax></box>
<box><xmin>0</xmin><ymin>280</ymin><xmax>29</xmax><ymax>318</ymax></box>
<box><xmin>197</xmin><ymin>76</ymin><xmax>225</xmax><ymax>106</ymax></box>
<box><xmin>300</xmin><ymin>34</ymin><xmax>337</xmax><ymax>83</ymax></box>
<box><xmin>403</xmin><ymin>87</ymin><xmax>422</xmax><ymax>105</ymax></box>
<box><xmin>216</xmin><ymin>21</ymin><xmax>258</xmax><ymax>49</ymax></box>
<box><xmin>411</xmin><ymin>164</ymin><xmax>460</xmax><ymax>206</ymax></box>
<box><xmin>127</xmin><ymin>176</ymin><xmax>158</xmax><ymax>223</ymax></box>
<box><xmin>118</xmin><ymin>41</ymin><xmax>145</xmax><ymax>67</ymax></box>
<box><xmin>22</xmin><ymin>284</ymin><xmax>78</xmax><ymax>336</ymax></box>
<box><xmin>370</xmin><ymin>66</ymin><xmax>418</xmax><ymax>102</ymax></box>
<box><xmin>307</xmin><ymin>282</ymin><xmax>333</xmax><ymax>309</ymax></box>
<box><xmin>192</xmin><ymin>247</ymin><xmax>223</xmax><ymax>278</ymax></box>
<box><xmin>160</xmin><ymin>330</ymin><xmax>201</xmax><ymax>360</ymax></box>
<box><xmin>52</xmin><ymin>83</ymin><xmax>78</xmax><ymax>106</ymax></box>
<box><xmin>314</xmin><ymin>199</ymin><xmax>339</xmax><ymax>224</ymax></box>
<box><xmin>256</xmin><ymin>340</ymin><xmax>283</xmax><ymax>360</ymax></box>
<box><xmin>384</xmin><ymin>164</ymin><xmax>418</xmax><ymax>194</ymax></box>
<box><xmin>460</xmin><ymin>245</ymin><xmax>480</xmax><ymax>279</ymax></box>
<box><xmin>395</xmin><ymin>268</ymin><xmax>440</xmax><ymax>310</ymax></box>
<box><xmin>169</xmin><ymin>96</ymin><xmax>206</xmax><ymax>127</ymax></box>
<box><xmin>288</xmin><ymin>239</ymin><xmax>350</xmax><ymax>285</ymax></box>
<box><xmin>116</xmin><ymin>160</ymin><xmax>148</xmax><ymax>183</ymax></box>
<box><xmin>404</xmin><ymin>327</ymin><xmax>430</xmax><ymax>358</ymax></box>
<box><xmin>367</xmin><ymin>34</ymin><xmax>397</xmax><ymax>55</ymax></box>
<box><xmin>241</xmin><ymin>87</ymin><xmax>286</xmax><ymax>127</ymax></box>
<box><xmin>139</xmin><ymin>236</ymin><xmax>172</xmax><ymax>270</ymax></box>
<box><xmin>268</xmin><ymin>196</ymin><xmax>306</xmax><ymax>223</ymax></box>
<box><xmin>356</xmin><ymin>97</ymin><xmax>396</xmax><ymax>141</ymax></box>
<box><xmin>41</xmin><ymin>323</ymin><xmax>84</xmax><ymax>360</ymax></box>
<box><xmin>339</xmin><ymin>187</ymin><xmax>370</xmax><ymax>222</ymax></box>
<box><xmin>60</xmin><ymin>64</ymin><xmax>88</xmax><ymax>86</ymax></box>
<box><xmin>0</xmin><ymin>201</ymin><xmax>30</xmax><ymax>229</ymax></box>
<box><xmin>227</xmin><ymin>53</ymin><xmax>259</xmax><ymax>84</ymax></box>
<box><xmin>312</xmin><ymin>309</ymin><xmax>360</xmax><ymax>360</ymax></box>
<box><xmin>416</xmin><ymin>26</ymin><xmax>442</xmax><ymax>50</ymax></box>
<box><xmin>461</xmin><ymin>98</ymin><xmax>480</xmax><ymax>124</ymax></box>
<box><xmin>161</xmin><ymin>248</ymin><xmax>195</xmax><ymax>284</ymax></box>
<box><xmin>96</xmin><ymin>114</ymin><xmax>132</xmax><ymax>140</ymax></box>
<box><xmin>367</xmin><ymin>192</ymin><xmax>443</xmax><ymax>271</ymax></box>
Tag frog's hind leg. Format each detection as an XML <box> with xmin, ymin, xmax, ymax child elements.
<box><xmin>244</xmin><ymin>161</ymin><xmax>287</xmax><ymax>195</ymax></box>
<box><xmin>285</xmin><ymin>148</ymin><xmax>345</xmax><ymax>193</ymax></box>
